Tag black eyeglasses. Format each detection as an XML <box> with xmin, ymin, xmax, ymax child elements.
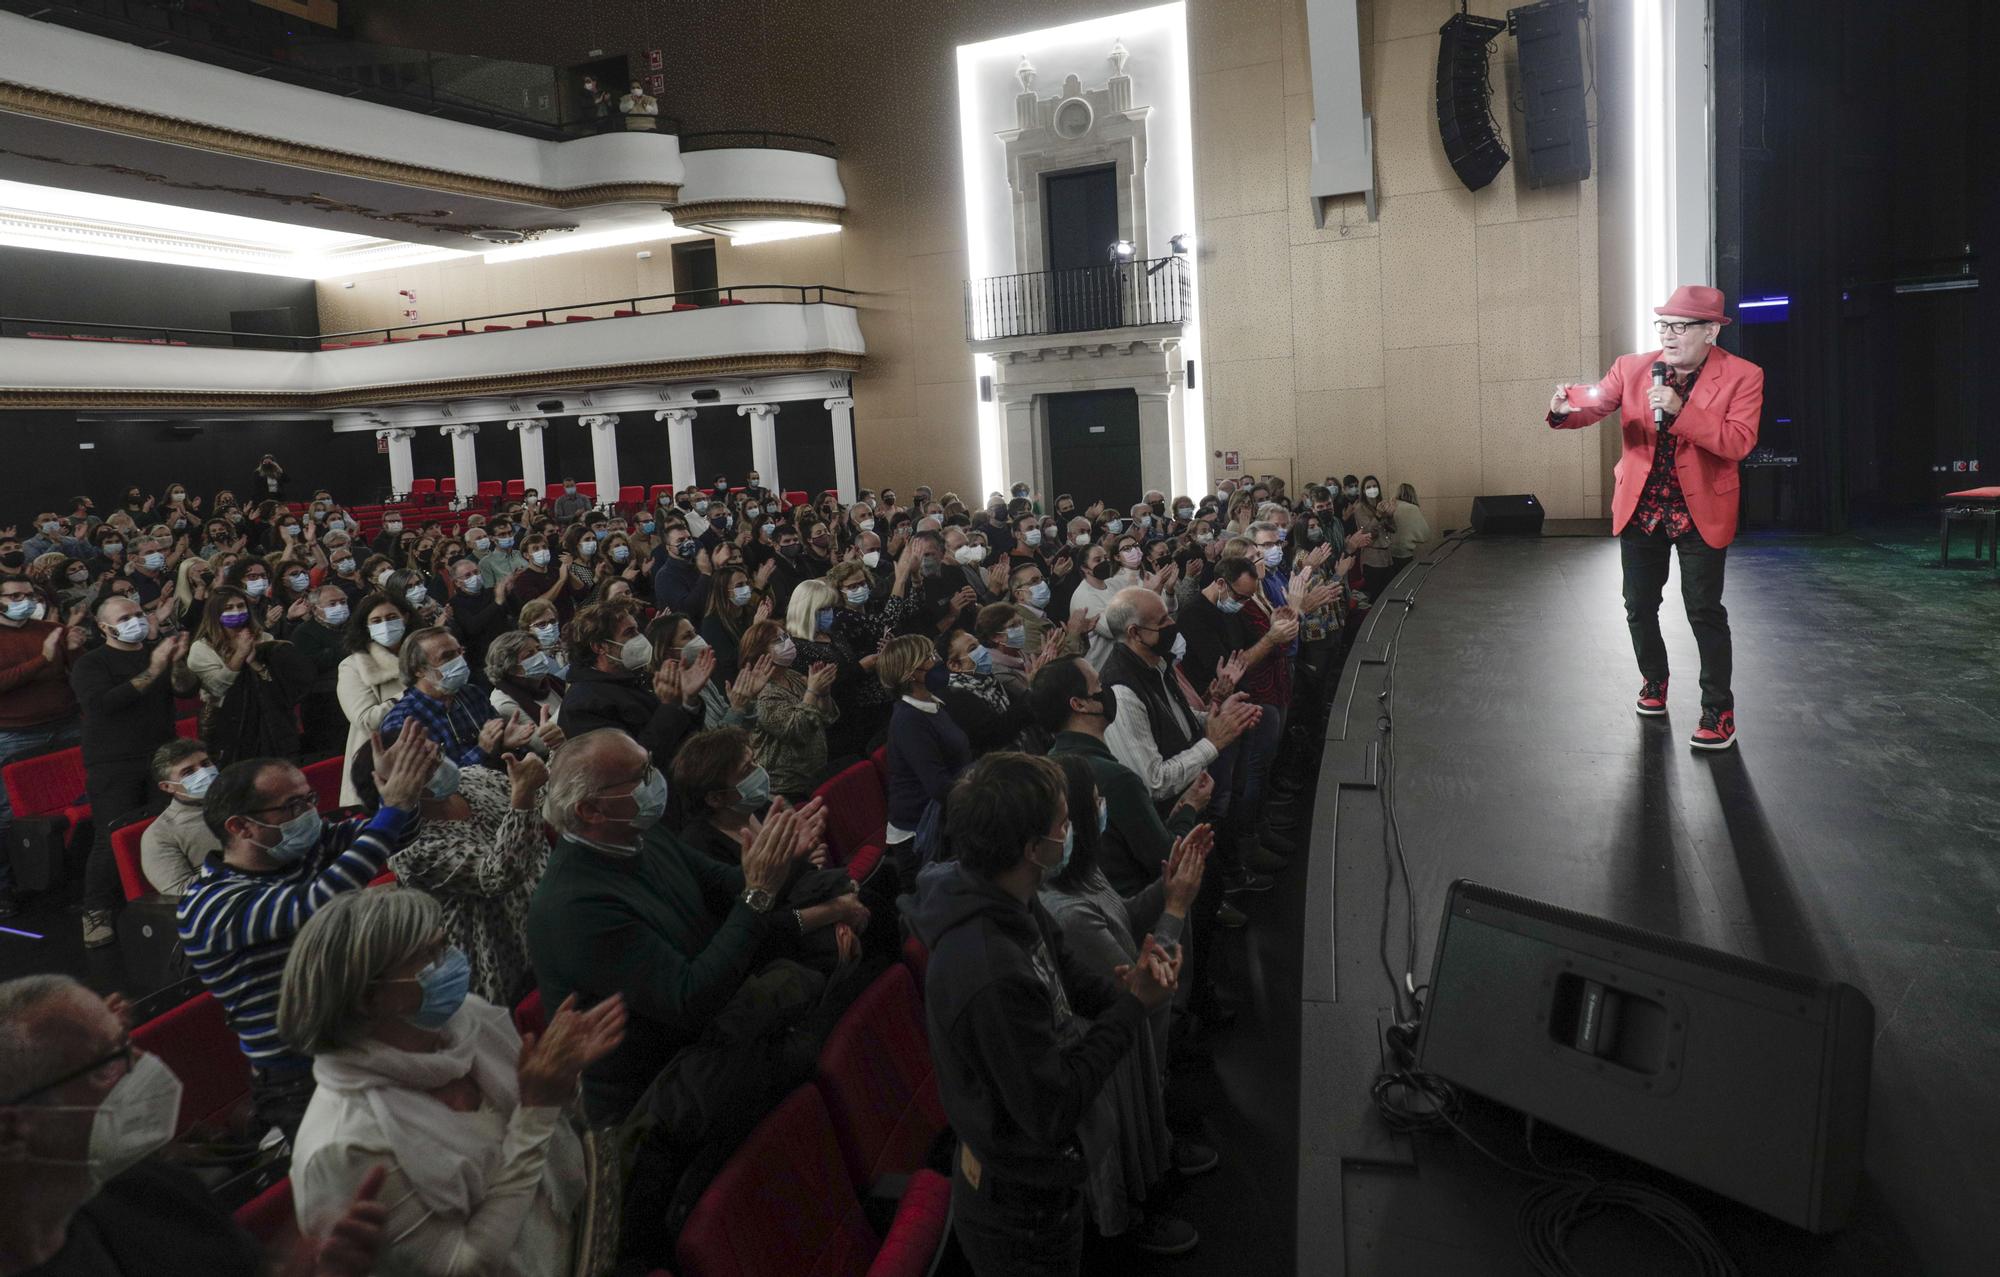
<box><xmin>2</xmin><ymin>1039</ymin><xmax>135</xmax><ymax>1106</ymax></box>
<box><xmin>1654</xmin><ymin>320</ymin><xmax>1707</xmax><ymax>336</ymax></box>
<box><xmin>248</xmin><ymin>793</ymin><xmax>316</xmax><ymax>821</ymax></box>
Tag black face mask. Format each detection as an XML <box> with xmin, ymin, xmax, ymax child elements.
<box><xmin>1145</xmin><ymin>621</ymin><xmax>1179</xmax><ymax>659</ymax></box>
<box><xmin>0</xmin><ymin>551</ymin><xmax>23</xmax><ymax>569</ymax></box>
<box><xmin>1091</xmin><ymin>687</ymin><xmax>1118</xmax><ymax>726</ymax></box>
<box><xmin>1090</xmin><ymin>560</ymin><xmax>1115</xmax><ymax>582</ymax></box>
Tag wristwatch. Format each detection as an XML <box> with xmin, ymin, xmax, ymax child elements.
<box><xmin>740</xmin><ymin>887</ymin><xmax>775</xmax><ymax>913</ymax></box>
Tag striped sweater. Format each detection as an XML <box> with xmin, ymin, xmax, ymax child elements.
<box><xmin>176</xmin><ymin>806</ymin><xmax>419</xmax><ymax>1071</ymax></box>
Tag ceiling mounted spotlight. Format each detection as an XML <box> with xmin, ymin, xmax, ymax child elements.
<box><xmin>1108</xmin><ymin>239</ymin><xmax>1136</xmax><ymax>262</ymax></box>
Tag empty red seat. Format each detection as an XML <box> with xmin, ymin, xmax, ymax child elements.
<box><xmin>577</xmin><ymin>482</ymin><xmax>597</xmax><ymax>501</ymax></box>
<box><xmin>524</xmin><ymin>319</ymin><xmax>554</xmax><ymax>327</ymax></box>
<box><xmin>813</xmin><ymin>762</ymin><xmax>886</xmax><ymax>873</ymax></box>
<box><xmin>675</xmin><ymin>1085</ymin><xmax>949</xmax><ymax>1277</ymax></box>
<box><xmin>718</xmin><ymin>298</ymin><xmax>747</xmax><ymax>306</ymax></box>
<box><xmin>483</xmin><ymin>324</ymin><xmax>514</xmax><ymax>332</ymax></box>
<box><xmin>505</xmin><ymin>480</ymin><xmax>526</xmax><ymax>498</ymax></box>
<box><xmin>564</xmin><ymin>314</ymin><xmax>594</xmax><ymax>322</ymax></box>
<box><xmin>110</xmin><ymin>817</ymin><xmax>155</xmax><ymax>903</ymax></box>
<box><xmin>234</xmin><ymin>1178</ymin><xmax>298</xmax><ymax>1258</ymax></box>
<box><xmin>816</xmin><ymin>964</ymin><xmax>946</xmax><ymax>1190</ymax></box>
<box><xmin>443</xmin><ymin>328</ymin><xmax>469</xmax><ymax>336</ymax></box>
<box><xmin>440</xmin><ymin>478</ymin><xmax>457</xmax><ymax>499</ymax></box>
<box><xmin>131</xmin><ymin>992</ymin><xmax>252</xmax><ymax>1138</ymax></box>
<box><xmin>478</xmin><ymin>480</ymin><xmax>503</xmax><ymax>501</ymax></box>
<box><xmin>416</xmin><ymin>332</ymin><xmax>449</xmax><ymax>340</ymax></box>
<box><xmin>410</xmin><ymin>479</ymin><xmax>438</xmax><ymax>502</ymax></box>
<box><xmin>613</xmin><ymin>308</ymin><xmax>639</xmax><ymax>317</ymax></box>
<box><xmin>175</xmin><ymin>715</ymin><xmax>198</xmax><ymax>739</ymax></box>
<box><xmin>618</xmin><ymin>485</ymin><xmax>644</xmax><ymax>508</ymax></box>
<box><xmin>3</xmin><ymin>746</ymin><xmax>92</xmax><ymax>848</ymax></box>
<box><xmin>670</xmin><ymin>303</ymin><xmax>701</xmax><ymax>312</ymax></box>
<box><xmin>301</xmin><ymin>756</ymin><xmax>345</xmax><ymax>813</ymax></box>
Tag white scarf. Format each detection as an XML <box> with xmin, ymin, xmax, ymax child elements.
<box><xmin>311</xmin><ymin>998</ymin><xmax>579</xmax><ymax>1220</ymax></box>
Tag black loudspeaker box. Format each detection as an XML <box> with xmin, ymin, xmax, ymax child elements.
<box><xmin>1416</xmin><ymin>881</ymin><xmax>1874</xmax><ymax>1233</ymax></box>
<box><xmin>1435</xmin><ymin>13</ymin><xmax>1510</xmax><ymax>192</ymax></box>
<box><xmin>8</xmin><ymin>818</ymin><xmax>69</xmax><ymax>892</ymax></box>
<box><xmin>1511</xmin><ymin>0</ymin><xmax>1592</xmax><ymax>187</ymax></box>
<box><xmin>1470</xmin><ymin>493</ymin><xmax>1544</xmax><ymax>535</ymax></box>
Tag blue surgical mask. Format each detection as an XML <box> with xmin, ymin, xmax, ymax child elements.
<box><xmin>256</xmin><ymin>807</ymin><xmax>322</xmax><ymax>864</ymax></box>
<box><xmin>1217</xmin><ymin>594</ymin><xmax>1245</xmax><ymax>615</ymax></box>
<box><xmin>436</xmin><ymin>656</ymin><xmax>470</xmax><ymax>696</ymax></box>
<box><xmin>640</xmin><ymin>520</ymin><xmax>656</xmax><ymax>534</ymax></box>
<box><xmin>425</xmin><ymin>755</ymin><xmax>461</xmax><ymax>800</ymax></box>
<box><xmin>628</xmin><ymin>767</ymin><xmax>668</xmax><ymax>830</ymax></box>
<box><xmin>404</xmin><ymin>948</ymin><xmax>471</xmax><ymax>1030</ymax></box>
<box><xmin>971</xmin><ymin>645</ymin><xmax>993</xmax><ymax>675</ymax></box>
<box><xmin>1026</xmin><ymin>581</ymin><xmax>1051</xmax><ymax>609</ymax></box>
<box><xmin>1041</xmin><ymin>826</ymin><xmax>1074</xmax><ymax>875</ymax></box>
<box><xmin>3</xmin><ymin>598</ymin><xmax>39</xmax><ymax>622</ymax></box>
<box><xmin>141</xmin><ymin>552</ymin><xmax>165</xmax><ymax>571</ymax></box>
<box><xmin>177</xmin><ymin>765</ymin><xmax>218</xmax><ymax>800</ymax></box>
<box><xmin>733</xmin><ymin>765</ymin><xmax>772</xmax><ymax>812</ymax></box>
<box><xmin>519</xmin><ymin>650</ymin><xmax>550</xmax><ymax>679</ymax></box>
<box><xmin>532</xmin><ymin>622</ymin><xmax>561</xmax><ymax>648</ymax></box>
<box><xmin>611</xmin><ymin>545</ymin><xmax>630</xmax><ymax>562</ymax></box>
<box><xmin>1005</xmin><ymin>623</ymin><xmax>1027</xmax><ymax>648</ymax></box>
<box><xmin>321</xmin><ymin>602</ymin><xmax>350</xmax><ymax>627</ymax></box>
<box><xmin>1262</xmin><ymin>545</ymin><xmax>1284</xmax><ymax>568</ymax></box>
<box><xmin>1105</xmin><ymin>519</ymin><xmax>1124</xmax><ymax>535</ymax></box>
<box><xmin>844</xmin><ymin>585</ymin><xmax>871</xmax><ymax>606</ymax></box>
<box><xmin>815</xmin><ymin>607</ymin><xmax>835</xmax><ymax>633</ymax></box>
<box><xmin>497</xmin><ymin>536</ymin><xmax>515</xmax><ymax>549</ymax></box>
<box><xmin>731</xmin><ymin>584</ymin><xmax>753</xmax><ymax>607</ymax></box>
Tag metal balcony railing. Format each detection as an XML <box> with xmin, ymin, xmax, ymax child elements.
<box><xmin>0</xmin><ymin>284</ymin><xmax>857</xmax><ymax>352</ymax></box>
<box><xmin>964</xmin><ymin>257</ymin><xmax>1191</xmax><ymax>343</ymax></box>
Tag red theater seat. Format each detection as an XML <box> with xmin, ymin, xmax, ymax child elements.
<box><xmin>513</xmin><ymin>988</ymin><xmax>545</xmax><ymax>1038</ymax></box>
<box><xmin>505</xmin><ymin>480</ymin><xmax>526</xmax><ymax>498</ymax></box>
<box><xmin>718</xmin><ymin>298</ymin><xmax>747</xmax><ymax>305</ymax></box>
<box><xmin>234</xmin><ymin>1178</ymin><xmax>298</xmax><ymax>1257</ymax></box>
<box><xmin>671</xmin><ymin>303</ymin><xmax>700</xmax><ymax>311</ymax></box>
<box><xmin>3</xmin><ymin>746</ymin><xmax>92</xmax><ymax>847</ymax></box>
<box><xmin>131</xmin><ymin>992</ymin><xmax>252</xmax><ymax>1138</ymax></box>
<box><xmin>618</xmin><ymin>485</ymin><xmax>644</xmax><ymax>508</ymax></box>
<box><xmin>613</xmin><ymin>308</ymin><xmax>639</xmax><ymax>317</ymax></box>
<box><xmin>577</xmin><ymin>482</ymin><xmax>597</xmax><ymax>501</ymax></box>
<box><xmin>410</xmin><ymin>479</ymin><xmax>438</xmax><ymax>502</ymax></box>
<box><xmin>564</xmin><ymin>314</ymin><xmax>595</xmax><ymax>322</ymax></box>
<box><xmin>416</xmin><ymin>332</ymin><xmax>449</xmax><ymax>339</ymax></box>
<box><xmin>868</xmin><ymin>745</ymin><xmax>888</xmax><ymax>782</ymax></box>
<box><xmin>816</xmin><ymin>963</ymin><xmax>946</xmax><ymax>1189</ymax></box>
<box><xmin>301</xmin><ymin>756</ymin><xmax>345</xmax><ymax>814</ymax></box>
<box><xmin>478</xmin><ymin>480</ymin><xmax>503</xmax><ymax>501</ymax></box>
<box><xmin>813</xmin><ymin>761</ymin><xmax>887</xmax><ymax>874</ymax></box>
<box><xmin>675</xmin><ymin>1085</ymin><xmax>949</xmax><ymax>1277</ymax></box>
<box><xmin>524</xmin><ymin>319</ymin><xmax>555</xmax><ymax>327</ymax></box>
<box><xmin>483</xmin><ymin>324</ymin><xmax>514</xmax><ymax>332</ymax></box>
<box><xmin>110</xmin><ymin>817</ymin><xmax>155</xmax><ymax>902</ymax></box>
<box><xmin>440</xmin><ymin>478</ymin><xmax>457</xmax><ymax>500</ymax></box>
<box><xmin>649</xmin><ymin>483</ymin><xmax>673</xmax><ymax>502</ymax></box>
<box><xmin>175</xmin><ymin>715</ymin><xmax>197</xmax><ymax>739</ymax></box>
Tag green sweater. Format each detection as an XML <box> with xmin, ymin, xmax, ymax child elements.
<box><xmin>525</xmin><ymin>829</ymin><xmax>772</xmax><ymax>1121</ymax></box>
<box><xmin>1048</xmin><ymin>731</ymin><xmax>1199</xmax><ymax>897</ymax></box>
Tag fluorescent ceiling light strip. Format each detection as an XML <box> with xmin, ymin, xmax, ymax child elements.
<box><xmin>480</xmin><ymin>219</ymin><xmax>695</xmax><ymax>263</ymax></box>
<box><xmin>726</xmin><ymin>221</ymin><xmax>842</xmax><ymax>246</ymax></box>
<box><xmin>1738</xmin><ymin>297</ymin><xmax>1789</xmax><ymax>308</ymax></box>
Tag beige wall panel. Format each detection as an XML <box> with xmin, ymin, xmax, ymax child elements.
<box><xmin>1475</xmin><ymin>216</ymin><xmax>1581</xmax><ymax>382</ymax></box>
<box><xmin>1370</xmin><ymin>35</ymin><xmax>1462</xmax><ymax>198</ymax></box>
<box><xmin>1472</xmin><ymin>156</ymin><xmax>1580</xmax><ymax>226</ymax></box>
<box><xmin>1194</xmin><ymin>211</ymin><xmax>1295</xmax><ymax>365</ymax></box>
<box><xmin>1378</xmin><ymin>187</ymin><xmax>1478</xmax><ymax>349</ymax></box>
<box><xmin>1375</xmin><ymin>0</ymin><xmax>1462</xmax><ymax>43</ymax></box>
<box><xmin>1478</xmin><ymin>376</ymin><xmax>1557</xmax><ymax>499</ymax></box>
<box><xmin>1427</xmin><ymin>494</ymin><xmax>1474</xmax><ymax>532</ymax></box>
<box><xmin>1295</xmin><ymin>385</ymin><xmax>1388</xmax><ymax>484</ymax></box>
<box><xmin>853</xmin><ymin>296</ymin><xmax>916</xmax><ymax>421</ymax></box>
<box><xmin>1384</xmin><ymin>343</ymin><xmax>1481</xmax><ymax>498</ymax></box>
<box><xmin>908</xmin><ymin>249</ymin><xmax>973</xmax><ymax>388</ymax></box>
<box><xmin>1194</xmin><ymin>63</ymin><xmax>1289</xmax><ymax>221</ymax></box>
<box><xmin>1203</xmin><ymin>357</ymin><xmax>1299</xmax><ymax>474</ymax></box>
<box><xmin>912</xmin><ymin>381</ymin><xmax>983</xmax><ymax>497</ymax></box>
<box><xmin>1544</xmin><ymin>419</ymin><xmax>1587</xmax><ymax>517</ymax></box>
<box><xmin>1291</xmin><ymin>236</ymin><xmax>1385</xmax><ymax>392</ymax></box>
<box><xmin>1190</xmin><ymin>0</ymin><xmax>1284</xmax><ymax>75</ymax></box>
<box><xmin>1280</xmin><ymin>0</ymin><xmax>1313</xmax><ymax>97</ymax></box>
<box><xmin>1575</xmin><ymin>175</ymin><xmax>1601</xmax><ymax>345</ymax></box>
<box><xmin>854</xmin><ymin>415</ymin><xmax>919</xmax><ymax>500</ymax></box>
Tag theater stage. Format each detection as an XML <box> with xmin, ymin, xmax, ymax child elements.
<box><xmin>1295</xmin><ymin>528</ymin><xmax>1999</xmax><ymax>1276</ymax></box>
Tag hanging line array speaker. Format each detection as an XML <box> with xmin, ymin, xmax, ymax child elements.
<box><xmin>1436</xmin><ymin>12</ymin><xmax>1511</xmax><ymax>192</ymax></box>
<box><xmin>1510</xmin><ymin>0</ymin><xmax>1593</xmax><ymax>187</ymax></box>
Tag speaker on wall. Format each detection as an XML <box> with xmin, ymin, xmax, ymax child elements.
<box><xmin>1510</xmin><ymin>0</ymin><xmax>1592</xmax><ymax>187</ymax></box>
<box><xmin>1435</xmin><ymin>12</ymin><xmax>1511</xmax><ymax>192</ymax></box>
<box><xmin>1469</xmin><ymin>493</ymin><xmax>1544</xmax><ymax>535</ymax></box>
<box><xmin>1416</xmin><ymin>881</ymin><xmax>1874</xmax><ymax>1233</ymax></box>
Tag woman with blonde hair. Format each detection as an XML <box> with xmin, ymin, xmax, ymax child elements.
<box><xmin>738</xmin><ymin>617</ymin><xmax>838</xmax><ymax>803</ymax></box>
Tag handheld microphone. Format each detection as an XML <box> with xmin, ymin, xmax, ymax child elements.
<box><xmin>1651</xmin><ymin>362</ymin><xmax>1669</xmax><ymax>429</ymax></box>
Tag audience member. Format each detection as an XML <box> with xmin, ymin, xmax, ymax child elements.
<box><xmin>559</xmin><ymin>601</ymin><xmax>707</xmax><ymax>768</ymax></box>
<box><xmin>335</xmin><ymin>592</ymin><xmax>412</xmax><ymax>806</ymax></box>
<box><xmin>909</xmin><ymin>752</ymin><xmax>1180</xmax><ymax>1276</ymax></box>
<box><xmin>738</xmin><ymin>618</ymin><xmax>838</xmax><ymax>803</ymax></box>
<box><xmin>0</xmin><ymin>576</ymin><xmax>83</xmax><ymax>917</ymax></box>
<box><xmin>176</xmin><ymin>722</ymin><xmax>437</xmax><ymax>1141</ymax></box>
<box><xmin>137</xmin><ymin>738</ymin><xmax>222</xmax><ymax>897</ymax></box>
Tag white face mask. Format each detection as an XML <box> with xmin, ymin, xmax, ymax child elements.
<box><xmin>243</xmin><ymin>577</ymin><xmax>269</xmax><ymax>597</ymax></box>
<box><xmin>859</xmin><ymin>519</ymin><xmax>876</xmax><ymax>531</ymax></box>
<box><xmin>530</xmin><ymin>549</ymin><xmax>551</xmax><ymax>567</ymax></box>
<box><xmin>616</xmin><ymin>633</ymin><xmax>654</xmax><ymax>672</ymax></box>
<box><xmin>1024</xmin><ymin>529</ymin><xmax>1042</xmax><ymax>546</ymax></box>
<box><xmin>369</xmin><ymin>617</ymin><xmax>405</xmax><ymax>648</ymax></box>
<box><xmin>27</xmin><ymin>1052</ymin><xmax>184</xmax><ymax>1191</ymax></box>
<box><xmin>861</xmin><ymin>551</ymin><xmax>881</xmax><ymax>569</ymax></box>
<box><xmin>953</xmin><ymin>545</ymin><xmax>986</xmax><ymax>565</ymax></box>
<box><xmin>772</xmin><ymin>637</ymin><xmax>798</xmax><ymax>667</ymax></box>
<box><xmin>110</xmin><ymin>615</ymin><xmax>149</xmax><ymax>645</ymax></box>
<box><xmin>531</xmin><ymin>621</ymin><xmax>561</xmax><ymax>648</ymax></box>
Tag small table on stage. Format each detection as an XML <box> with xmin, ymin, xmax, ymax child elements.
<box><xmin>1938</xmin><ymin>486</ymin><xmax>2000</xmax><ymax>568</ymax></box>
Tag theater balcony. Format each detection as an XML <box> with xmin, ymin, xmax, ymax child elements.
<box><xmin>0</xmin><ymin>285</ymin><xmax>863</xmax><ymax>411</ymax></box>
<box><xmin>0</xmin><ymin>6</ymin><xmax>846</xmax><ymax>250</ymax></box>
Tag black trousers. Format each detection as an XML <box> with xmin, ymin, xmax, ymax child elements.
<box><xmin>81</xmin><ymin>755</ymin><xmax>154</xmax><ymax>913</ymax></box>
<box><xmin>1620</xmin><ymin>526</ymin><xmax>1733</xmax><ymax>711</ymax></box>
<box><xmin>951</xmin><ymin>1153</ymin><xmax>1085</xmax><ymax>1277</ymax></box>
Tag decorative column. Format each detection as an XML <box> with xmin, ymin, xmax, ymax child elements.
<box><xmin>1166</xmin><ymin>346</ymin><xmax>1189</xmax><ymax>499</ymax></box>
<box><xmin>579</xmin><ymin>415</ymin><xmax>622</xmax><ymax>505</ymax></box>
<box><xmin>506</xmin><ymin>418</ymin><xmax>547</xmax><ymax>496</ymax></box>
<box><xmin>441</xmin><ymin>423</ymin><xmax>479</xmax><ymax>507</ymax></box>
<box><xmin>656</xmin><ymin>408</ymin><xmax>698</xmax><ymax>493</ymax></box>
<box><xmin>1000</xmin><ymin>396</ymin><xmax>1036</xmax><ymax>496</ymax></box>
<box><xmin>824</xmin><ymin>397</ymin><xmax>857</xmax><ymax>503</ymax></box>
<box><xmin>376</xmin><ymin>427</ymin><xmax>415</xmax><ymax>499</ymax></box>
<box><xmin>737</xmin><ymin>403</ymin><xmax>781</xmax><ymax>495</ymax></box>
<box><xmin>1135</xmin><ymin>390</ymin><xmax>1174</xmax><ymax>502</ymax></box>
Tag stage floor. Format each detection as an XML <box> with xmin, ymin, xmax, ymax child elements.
<box><xmin>1300</xmin><ymin>530</ymin><xmax>2000</xmax><ymax>1276</ymax></box>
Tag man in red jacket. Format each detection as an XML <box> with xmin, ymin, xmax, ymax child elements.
<box><xmin>1550</xmin><ymin>285</ymin><xmax>1763</xmax><ymax>750</ymax></box>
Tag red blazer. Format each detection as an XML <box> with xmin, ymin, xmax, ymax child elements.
<box><xmin>1552</xmin><ymin>346</ymin><xmax>1763</xmax><ymax>548</ymax></box>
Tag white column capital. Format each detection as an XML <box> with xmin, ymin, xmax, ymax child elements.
<box><xmin>374</xmin><ymin>427</ymin><xmax>415</xmax><ymax>442</ymax></box>
<box><xmin>823</xmin><ymin>396</ymin><xmax>856</xmax><ymax>411</ymax></box>
<box><xmin>506</xmin><ymin>417</ymin><xmax>547</xmax><ymax>435</ymax></box>
<box><xmin>439</xmin><ymin>422</ymin><xmax>480</xmax><ymax>439</ymax></box>
<box><xmin>578</xmin><ymin>414</ymin><xmax>622</xmax><ymax>430</ymax></box>
<box><xmin>737</xmin><ymin>402</ymin><xmax>782</xmax><ymax>421</ymax></box>
<box><xmin>655</xmin><ymin>408</ymin><xmax>699</xmax><ymax>425</ymax></box>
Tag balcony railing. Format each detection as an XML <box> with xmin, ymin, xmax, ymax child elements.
<box><xmin>0</xmin><ymin>284</ymin><xmax>858</xmax><ymax>353</ymax></box>
<box><xmin>965</xmin><ymin>257</ymin><xmax>1190</xmax><ymax>343</ymax></box>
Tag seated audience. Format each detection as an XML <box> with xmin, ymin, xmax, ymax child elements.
<box><xmin>138</xmin><ymin>738</ymin><xmax>222</xmax><ymax>897</ymax></box>
<box><xmin>559</xmin><ymin>601</ymin><xmax>706</xmax><ymax>768</ymax></box>
<box><xmin>908</xmin><ymin>752</ymin><xmax>1180</xmax><ymax>1276</ymax></box>
<box><xmin>280</xmin><ymin>887</ymin><xmax>623</xmax><ymax>1277</ymax></box>
<box><xmin>737</xmin><ymin>618</ymin><xmax>838</xmax><ymax>803</ymax></box>
<box><xmin>336</xmin><ymin>592</ymin><xmax>414</xmax><ymax>807</ymax></box>
<box><xmin>879</xmin><ymin>633</ymin><xmax>969</xmax><ymax>873</ymax></box>
<box><xmin>0</xmin><ymin>572</ymin><xmax>83</xmax><ymax>919</ymax></box>
<box><xmin>175</xmin><ymin>722</ymin><xmax>437</xmax><ymax>1141</ymax></box>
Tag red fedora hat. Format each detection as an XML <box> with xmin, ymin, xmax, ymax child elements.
<box><xmin>1654</xmin><ymin>284</ymin><xmax>1731</xmax><ymax>325</ymax></box>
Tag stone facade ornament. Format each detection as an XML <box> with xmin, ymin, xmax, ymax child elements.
<box><xmin>1109</xmin><ymin>40</ymin><xmax>1129</xmax><ymax>75</ymax></box>
<box><xmin>1016</xmin><ymin>56</ymin><xmax>1036</xmax><ymax>92</ymax></box>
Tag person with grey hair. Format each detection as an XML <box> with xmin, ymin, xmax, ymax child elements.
<box><xmin>525</xmin><ymin>728</ymin><xmax>826</xmax><ymax>1121</ymax></box>
<box><xmin>137</xmin><ymin>737</ymin><xmax>222</xmax><ymax>897</ymax></box>
<box><xmin>485</xmin><ymin>628</ymin><xmax>565</xmax><ymax>745</ymax></box>
<box><xmin>0</xmin><ymin>974</ymin><xmax>390</xmax><ymax>1276</ymax></box>
<box><xmin>281</xmin><ymin>888</ymin><xmax>624</xmax><ymax>1277</ymax></box>
<box><xmin>380</xmin><ymin>626</ymin><xmax>559</xmax><ymax>769</ymax></box>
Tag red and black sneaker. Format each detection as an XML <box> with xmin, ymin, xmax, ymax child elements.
<box><xmin>1690</xmin><ymin>708</ymin><xmax>1737</xmax><ymax>751</ymax></box>
<box><xmin>1636</xmin><ymin>677</ymin><xmax>1669</xmax><ymax>717</ymax></box>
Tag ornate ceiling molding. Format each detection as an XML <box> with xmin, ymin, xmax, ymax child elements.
<box><xmin>0</xmin><ymin>81</ymin><xmax>682</xmax><ymax>211</ymax></box>
<box><xmin>669</xmin><ymin>199</ymin><xmax>844</xmax><ymax>227</ymax></box>
<box><xmin>0</xmin><ymin>351</ymin><xmax>866</xmax><ymax>412</ymax></box>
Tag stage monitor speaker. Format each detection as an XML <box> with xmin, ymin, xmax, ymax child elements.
<box><xmin>1435</xmin><ymin>13</ymin><xmax>1511</xmax><ymax>192</ymax></box>
<box><xmin>1469</xmin><ymin>493</ymin><xmax>1544</xmax><ymax>535</ymax></box>
<box><xmin>1510</xmin><ymin>1</ymin><xmax>1592</xmax><ymax>187</ymax></box>
<box><xmin>1416</xmin><ymin>880</ymin><xmax>1874</xmax><ymax>1234</ymax></box>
